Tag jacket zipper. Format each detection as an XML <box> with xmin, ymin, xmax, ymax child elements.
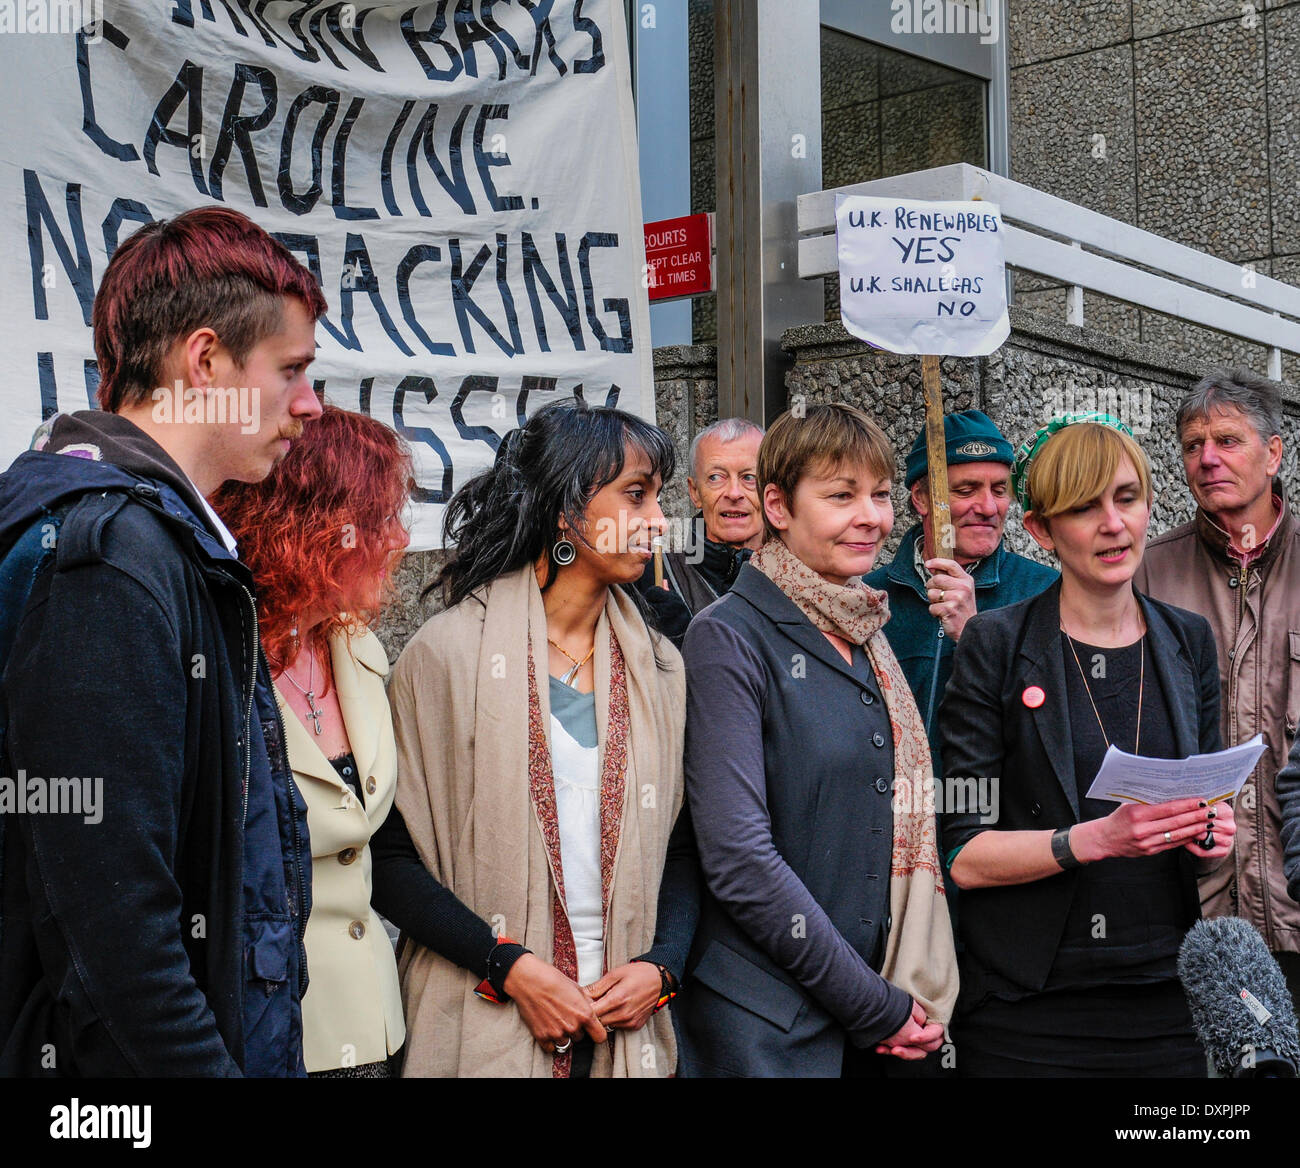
<box><xmin>238</xmin><ymin>584</ymin><xmax>259</xmax><ymax>828</ymax></box>
<box><xmin>1227</xmin><ymin>560</ymin><xmax>1243</xmax><ymax>913</ymax></box>
<box><xmin>924</xmin><ymin>628</ymin><xmax>944</xmax><ymax>734</ymax></box>
<box><xmin>1228</xmin><ymin>557</ymin><xmax>1272</xmax><ymax>938</ymax></box>
<box><xmin>275</xmin><ymin>694</ymin><xmax>310</xmax><ymax>996</ymax></box>
<box><xmin>240</xmin><ymin>584</ymin><xmax>310</xmax><ymax>997</ymax></box>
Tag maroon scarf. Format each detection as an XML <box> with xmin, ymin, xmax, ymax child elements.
<box><xmin>525</xmin><ymin>631</ymin><xmax>629</xmax><ymax>1077</ymax></box>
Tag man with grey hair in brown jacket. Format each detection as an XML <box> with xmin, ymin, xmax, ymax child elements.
<box><xmin>1134</xmin><ymin>367</ymin><xmax>1300</xmax><ymax>1001</ymax></box>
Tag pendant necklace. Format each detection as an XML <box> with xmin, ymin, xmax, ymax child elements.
<box><xmin>1064</xmin><ymin>630</ymin><xmax>1144</xmax><ymax>754</ymax></box>
<box><xmin>548</xmin><ymin>636</ymin><xmax>596</xmax><ymax>688</ymax></box>
<box><xmin>279</xmin><ymin>650</ymin><xmax>325</xmax><ymax>734</ymax></box>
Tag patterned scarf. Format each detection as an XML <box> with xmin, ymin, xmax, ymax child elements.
<box><xmin>525</xmin><ymin>636</ymin><xmax>629</xmax><ymax>1078</ymax></box>
<box><xmin>750</xmin><ymin>536</ymin><xmax>960</xmax><ymax>1024</ymax></box>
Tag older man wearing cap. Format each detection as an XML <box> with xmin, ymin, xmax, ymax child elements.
<box><xmin>866</xmin><ymin>410</ymin><xmax>1057</xmax><ymax>776</ymax></box>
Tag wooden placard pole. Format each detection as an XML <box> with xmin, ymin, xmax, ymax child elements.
<box><xmin>921</xmin><ymin>353</ymin><xmax>950</xmax><ymax>562</ymax></box>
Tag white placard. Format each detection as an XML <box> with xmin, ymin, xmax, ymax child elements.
<box><xmin>0</xmin><ymin>0</ymin><xmax>652</xmax><ymax>550</ymax></box>
<box><xmin>835</xmin><ymin>194</ymin><xmax>1009</xmax><ymax>357</ymax></box>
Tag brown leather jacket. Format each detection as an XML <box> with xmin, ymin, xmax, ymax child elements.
<box><xmin>1134</xmin><ymin>489</ymin><xmax>1300</xmax><ymax>953</ymax></box>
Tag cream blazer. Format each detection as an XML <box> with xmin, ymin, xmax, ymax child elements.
<box><xmin>277</xmin><ymin>627</ymin><xmax>405</xmax><ymax>1072</ymax></box>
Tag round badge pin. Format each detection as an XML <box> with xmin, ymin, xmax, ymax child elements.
<box><xmin>1022</xmin><ymin>685</ymin><xmax>1046</xmax><ymax>709</ymax></box>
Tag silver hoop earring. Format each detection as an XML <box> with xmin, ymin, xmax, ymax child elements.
<box><xmin>552</xmin><ymin>538</ymin><xmax>576</xmax><ymax>566</ymax></box>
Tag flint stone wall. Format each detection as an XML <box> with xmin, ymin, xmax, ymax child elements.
<box><xmin>782</xmin><ymin>306</ymin><xmax>1300</xmax><ymax>567</ymax></box>
<box><xmin>373</xmin><ymin>307</ymin><xmax>1300</xmax><ymax>661</ymax></box>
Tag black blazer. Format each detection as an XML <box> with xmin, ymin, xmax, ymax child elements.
<box><xmin>939</xmin><ymin>579</ymin><xmax>1222</xmax><ymax>1011</ymax></box>
<box><xmin>676</xmin><ymin>565</ymin><xmax>912</xmax><ymax>1077</ymax></box>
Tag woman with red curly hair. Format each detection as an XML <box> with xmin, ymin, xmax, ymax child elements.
<box><xmin>213</xmin><ymin>405</ymin><xmax>413</xmax><ymax>1078</ymax></box>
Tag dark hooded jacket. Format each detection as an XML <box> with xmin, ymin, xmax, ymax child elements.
<box><xmin>0</xmin><ymin>412</ymin><xmax>310</xmax><ymax>1076</ymax></box>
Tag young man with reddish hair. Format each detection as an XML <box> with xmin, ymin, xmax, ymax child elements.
<box><xmin>0</xmin><ymin>206</ymin><xmax>326</xmax><ymax>1075</ymax></box>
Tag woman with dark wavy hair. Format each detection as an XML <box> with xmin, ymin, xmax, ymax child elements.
<box><xmin>213</xmin><ymin>404</ymin><xmax>413</xmax><ymax>1078</ymax></box>
<box><xmin>373</xmin><ymin>398</ymin><xmax>698</xmax><ymax>1078</ymax></box>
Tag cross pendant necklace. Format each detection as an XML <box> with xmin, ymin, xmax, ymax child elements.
<box><xmin>280</xmin><ymin>650</ymin><xmax>325</xmax><ymax>735</ymax></box>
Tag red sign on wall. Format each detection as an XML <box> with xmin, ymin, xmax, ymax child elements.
<box><xmin>644</xmin><ymin>213</ymin><xmax>714</xmax><ymax>302</ymax></box>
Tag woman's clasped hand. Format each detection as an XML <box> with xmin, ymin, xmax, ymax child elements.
<box><xmin>1070</xmin><ymin>797</ymin><xmax>1236</xmax><ymax>862</ymax></box>
<box><xmin>874</xmin><ymin>1000</ymin><xmax>947</xmax><ymax>1060</ymax></box>
<box><xmin>502</xmin><ymin>955</ymin><xmax>606</xmax><ymax>1054</ymax></box>
<box><xmin>502</xmin><ymin>956</ymin><xmax>667</xmax><ymax>1054</ymax></box>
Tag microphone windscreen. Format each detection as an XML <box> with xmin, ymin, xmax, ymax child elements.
<box><xmin>1178</xmin><ymin>916</ymin><xmax>1300</xmax><ymax>1077</ymax></box>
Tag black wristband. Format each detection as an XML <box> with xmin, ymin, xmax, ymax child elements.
<box><xmin>1051</xmin><ymin>827</ymin><xmax>1084</xmax><ymax>870</ymax></box>
<box><xmin>633</xmin><ymin>957</ymin><xmax>678</xmax><ymax>1012</ymax></box>
<box><xmin>486</xmin><ymin>942</ymin><xmax>530</xmax><ymax>1000</ymax></box>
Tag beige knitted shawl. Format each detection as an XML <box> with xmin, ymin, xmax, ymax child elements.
<box><xmin>750</xmin><ymin>537</ymin><xmax>960</xmax><ymax>1025</ymax></box>
<box><xmin>388</xmin><ymin>565</ymin><xmax>686</xmax><ymax>1076</ymax></box>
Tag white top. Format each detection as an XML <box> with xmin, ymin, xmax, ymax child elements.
<box><xmin>549</xmin><ymin>683</ymin><xmax>603</xmax><ymax>989</ymax></box>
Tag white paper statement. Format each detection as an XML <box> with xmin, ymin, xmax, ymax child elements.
<box><xmin>835</xmin><ymin>194</ymin><xmax>1009</xmax><ymax>356</ymax></box>
<box><xmin>1084</xmin><ymin>735</ymin><xmax>1266</xmax><ymax>805</ymax></box>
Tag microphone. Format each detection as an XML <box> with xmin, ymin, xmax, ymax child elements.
<box><xmin>1178</xmin><ymin>917</ymin><xmax>1300</xmax><ymax>1078</ymax></box>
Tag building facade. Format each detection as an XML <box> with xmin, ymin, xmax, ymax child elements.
<box><xmin>376</xmin><ymin>0</ymin><xmax>1300</xmax><ymax>657</ymax></box>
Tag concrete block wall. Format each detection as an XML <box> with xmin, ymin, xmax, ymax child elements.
<box><xmin>1007</xmin><ymin>0</ymin><xmax>1300</xmax><ymax>382</ymax></box>
<box><xmin>781</xmin><ymin>307</ymin><xmax>1300</xmax><ymax>567</ymax></box>
<box><xmin>374</xmin><ymin>308</ymin><xmax>1299</xmax><ymax>661</ymax></box>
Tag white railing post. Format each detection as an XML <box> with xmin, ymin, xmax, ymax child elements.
<box><xmin>1067</xmin><ymin>241</ymin><xmax>1085</xmax><ymax>327</ymax></box>
<box><xmin>1270</xmin><ymin>313</ymin><xmax>1283</xmax><ymax>380</ymax></box>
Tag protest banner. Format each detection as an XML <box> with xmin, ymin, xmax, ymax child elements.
<box><xmin>0</xmin><ymin>0</ymin><xmax>651</xmax><ymax>549</ymax></box>
<box><xmin>836</xmin><ymin>193</ymin><xmax>1009</xmax><ymax>557</ymax></box>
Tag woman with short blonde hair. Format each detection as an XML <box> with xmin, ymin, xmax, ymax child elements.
<box><xmin>755</xmin><ymin>404</ymin><xmax>896</xmax><ymax>539</ymax></box>
<box><xmin>1021</xmin><ymin>420</ymin><xmax>1153</xmax><ymax>519</ymax></box>
<box><xmin>940</xmin><ymin>413</ymin><xmax>1234</xmax><ymax>1077</ymax></box>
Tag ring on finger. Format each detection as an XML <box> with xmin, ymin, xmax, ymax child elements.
<box><xmin>554</xmin><ymin>1037</ymin><xmax>572</xmax><ymax>1055</ymax></box>
<box><xmin>1163</xmin><ymin>830</ymin><xmax>1172</xmax><ymax>844</ymax></box>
